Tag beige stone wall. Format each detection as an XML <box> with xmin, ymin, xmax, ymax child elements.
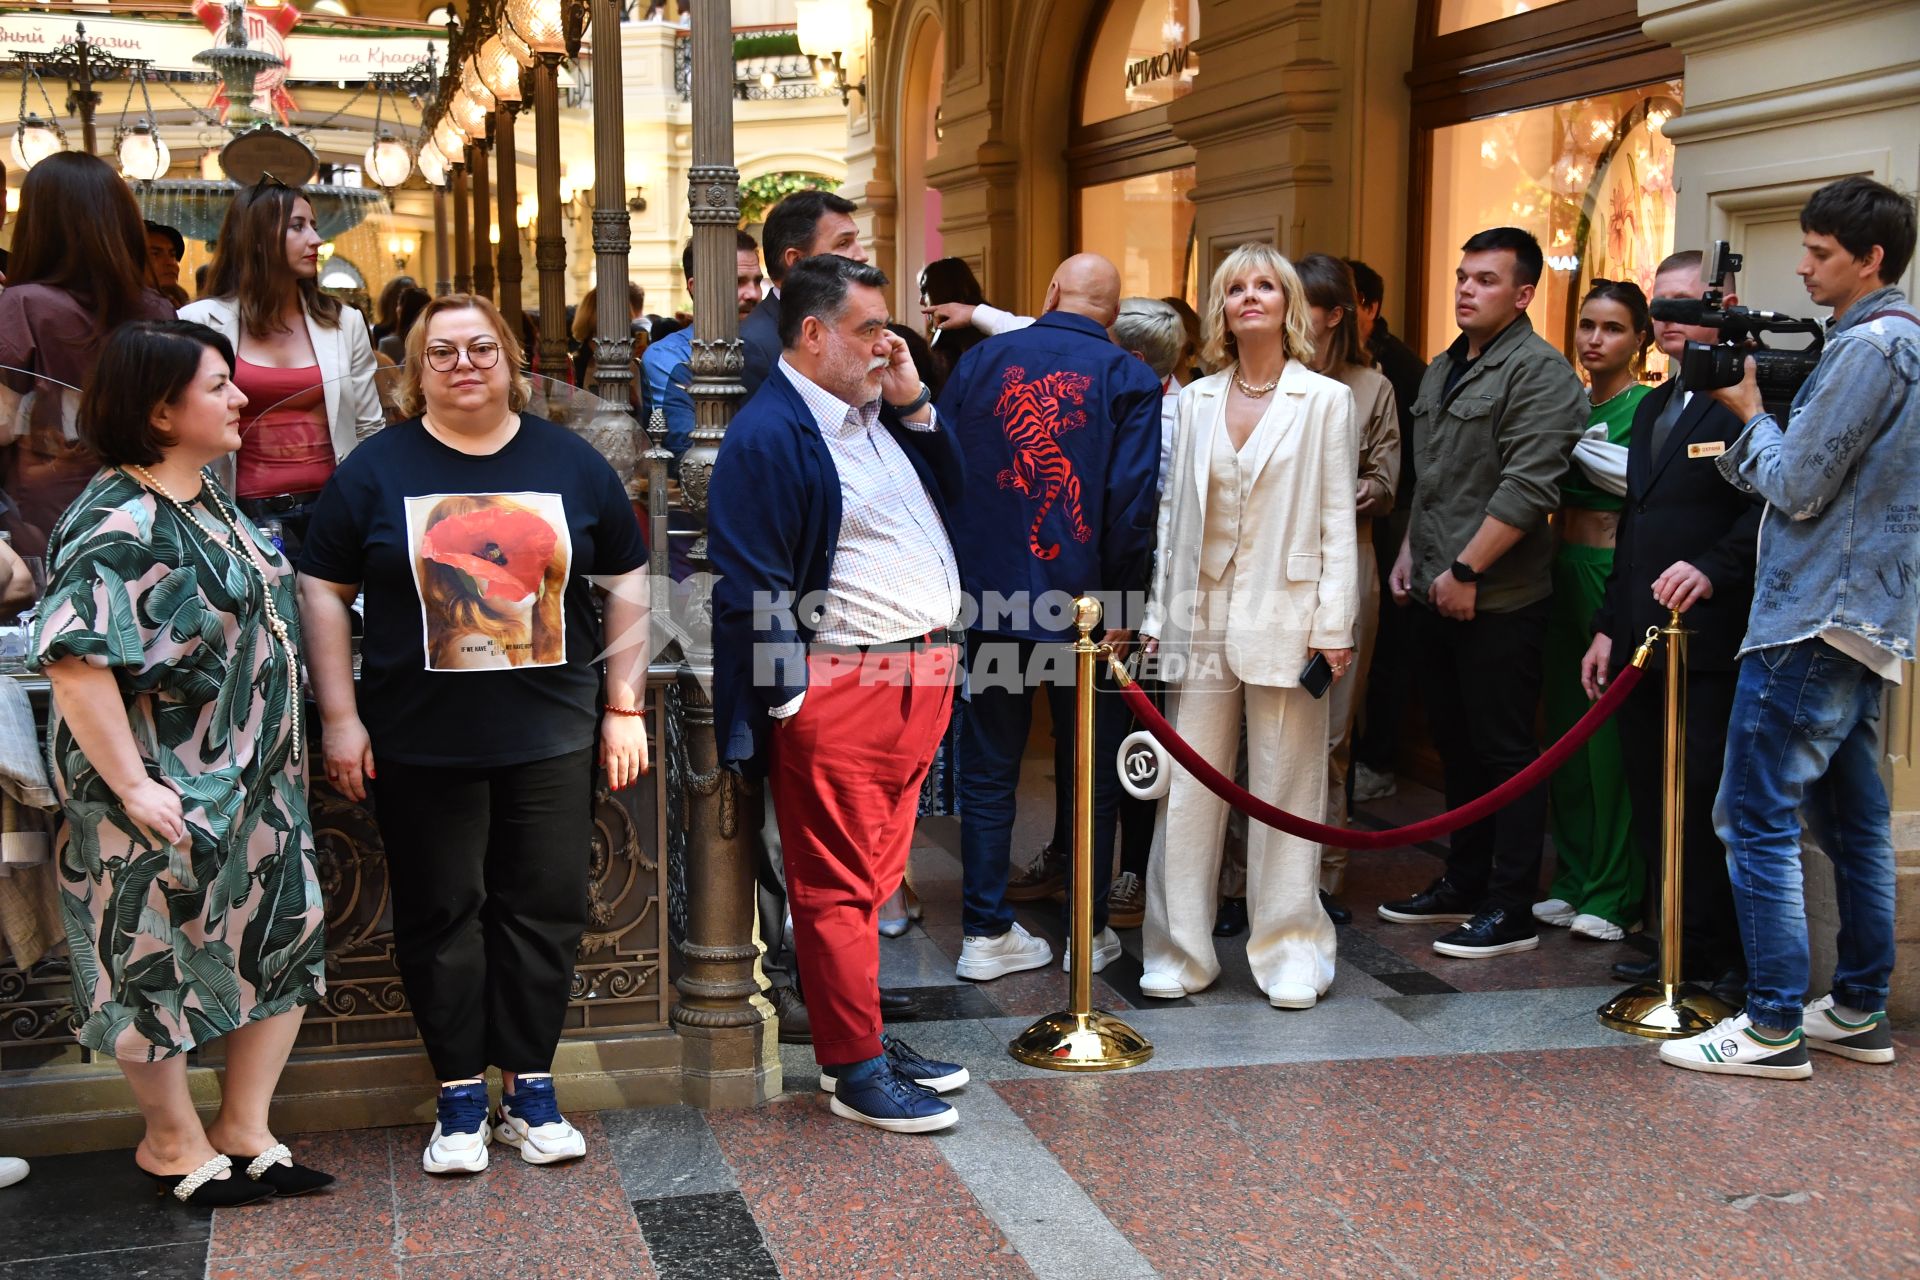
<box><xmin>1643</xmin><ymin>0</ymin><xmax>1920</xmax><ymax>1018</ymax></box>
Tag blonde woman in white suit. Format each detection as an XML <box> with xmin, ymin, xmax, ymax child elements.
<box><xmin>1139</xmin><ymin>243</ymin><xmax>1359</xmax><ymax>1009</ymax></box>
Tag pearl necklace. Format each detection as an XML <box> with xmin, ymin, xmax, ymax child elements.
<box><xmin>1232</xmin><ymin>368</ymin><xmax>1282</xmax><ymax>398</ymax></box>
<box><xmin>125</xmin><ymin>466</ymin><xmax>301</xmax><ymax>765</ymax></box>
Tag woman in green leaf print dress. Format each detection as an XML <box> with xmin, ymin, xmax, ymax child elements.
<box><xmin>30</xmin><ymin>321</ymin><xmax>332</xmax><ymax>1206</ymax></box>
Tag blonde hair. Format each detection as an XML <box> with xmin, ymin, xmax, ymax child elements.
<box><xmin>1200</xmin><ymin>243</ymin><xmax>1318</xmax><ymax>371</ymax></box>
<box><xmin>398</xmin><ymin>293</ymin><xmax>531</xmax><ymax>418</ymax></box>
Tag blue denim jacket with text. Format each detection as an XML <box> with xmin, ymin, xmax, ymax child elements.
<box><xmin>1717</xmin><ymin>286</ymin><xmax>1920</xmax><ymax>663</ymax></box>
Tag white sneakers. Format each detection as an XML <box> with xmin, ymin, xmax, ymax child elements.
<box><xmin>956</xmin><ymin>922</ymin><xmax>1054</xmax><ymax>981</ymax></box>
<box><xmin>0</xmin><ymin>1156</ymin><xmax>27</xmax><ymax>1189</ymax></box>
<box><xmin>1531</xmin><ymin>898</ymin><xmax>1577</xmax><ymax>927</ymax></box>
<box><xmin>1658</xmin><ymin>1012</ymin><xmax>1812</xmax><ymax>1079</ymax></box>
<box><xmin>1569</xmin><ymin>913</ymin><xmax>1633</xmax><ymax>941</ymax></box>
<box><xmin>1267</xmin><ymin>981</ymin><xmax>1318</xmax><ymax>1010</ymax></box>
<box><xmin>1060</xmin><ymin>927</ymin><xmax>1123</xmax><ymax>973</ymax></box>
<box><xmin>1802</xmin><ymin>995</ymin><xmax>1897</xmax><ymax>1063</ymax></box>
<box><xmin>1138</xmin><ymin>970</ymin><xmax>1188</xmax><ymax>999</ymax></box>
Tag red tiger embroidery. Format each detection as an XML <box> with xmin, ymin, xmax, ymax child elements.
<box><xmin>994</xmin><ymin>365</ymin><xmax>1094</xmax><ymax>561</ymax></box>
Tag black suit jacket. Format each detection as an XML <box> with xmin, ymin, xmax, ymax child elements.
<box><xmin>1593</xmin><ymin>379</ymin><xmax>1761</xmax><ymax>671</ymax></box>
<box><xmin>740</xmin><ymin>292</ymin><xmax>782</xmax><ymax>399</ymax></box>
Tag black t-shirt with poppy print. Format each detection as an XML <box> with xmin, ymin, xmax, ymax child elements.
<box><xmin>300</xmin><ymin>414</ymin><xmax>647</xmax><ymax>767</ymax></box>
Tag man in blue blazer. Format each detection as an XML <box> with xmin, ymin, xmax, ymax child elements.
<box><xmin>935</xmin><ymin>253</ymin><xmax>1163</xmax><ymax>983</ymax></box>
<box><xmin>710</xmin><ymin>254</ymin><xmax>971</xmax><ymax>1133</ymax></box>
<box><xmin>740</xmin><ymin>189</ymin><xmax>867</xmax><ymax>398</ymax></box>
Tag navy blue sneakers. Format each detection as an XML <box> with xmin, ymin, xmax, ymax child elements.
<box><xmin>827</xmin><ymin>1066</ymin><xmax>958</xmax><ymax>1133</ymax></box>
<box><xmin>821</xmin><ymin>1036</ymin><xmax>969</xmax><ymax>1096</ymax></box>
<box><xmin>423</xmin><ymin>1081</ymin><xmax>492</xmax><ymax>1175</ymax></box>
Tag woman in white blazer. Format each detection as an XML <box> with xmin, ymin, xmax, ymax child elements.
<box><xmin>1138</xmin><ymin>242</ymin><xmax>1359</xmax><ymax>1009</ymax></box>
<box><xmin>181</xmin><ymin>180</ymin><xmax>383</xmax><ymax>554</ymax></box>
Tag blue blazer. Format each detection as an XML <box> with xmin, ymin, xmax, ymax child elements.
<box><xmin>739</xmin><ymin>293</ymin><xmax>782</xmax><ymax>399</ymax></box>
<box><xmin>708</xmin><ymin>365</ymin><xmax>965</xmax><ymax>775</ymax></box>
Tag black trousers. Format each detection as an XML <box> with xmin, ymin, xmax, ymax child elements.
<box><xmin>374</xmin><ymin>747</ymin><xmax>594</xmax><ymax>1081</ymax></box>
<box><xmin>1412</xmin><ymin>599</ymin><xmax>1551</xmax><ymax>913</ymax></box>
<box><xmin>1616</xmin><ymin>661</ymin><xmax>1744</xmax><ymax>978</ymax></box>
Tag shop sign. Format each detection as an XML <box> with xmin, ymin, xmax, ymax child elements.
<box><xmin>0</xmin><ymin>11</ymin><xmax>440</xmax><ymax>86</ymax></box>
<box><xmin>1125</xmin><ymin>44</ymin><xmax>1190</xmax><ymax>91</ymax></box>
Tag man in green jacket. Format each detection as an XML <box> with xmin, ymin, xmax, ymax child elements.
<box><xmin>1380</xmin><ymin>226</ymin><xmax>1586</xmax><ymax>958</ymax></box>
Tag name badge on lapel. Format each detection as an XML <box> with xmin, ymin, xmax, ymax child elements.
<box><xmin>1688</xmin><ymin>441</ymin><xmax>1727</xmax><ymax>459</ymax></box>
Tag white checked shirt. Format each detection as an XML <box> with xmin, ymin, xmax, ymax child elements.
<box><xmin>778</xmin><ymin>355</ymin><xmax>962</xmax><ymax>653</ymax></box>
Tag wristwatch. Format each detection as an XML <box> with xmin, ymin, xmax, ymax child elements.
<box><xmin>1449</xmin><ymin>559</ymin><xmax>1482</xmax><ymax>584</ymax></box>
<box><xmin>886</xmin><ymin>385</ymin><xmax>933</xmax><ymax>416</ymax></box>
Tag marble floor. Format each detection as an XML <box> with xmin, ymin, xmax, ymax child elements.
<box><xmin>7</xmin><ymin>777</ymin><xmax>1917</xmax><ymax>1280</ymax></box>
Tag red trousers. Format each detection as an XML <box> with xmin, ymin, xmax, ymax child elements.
<box><xmin>768</xmin><ymin>644</ymin><xmax>957</xmax><ymax>1065</ymax></box>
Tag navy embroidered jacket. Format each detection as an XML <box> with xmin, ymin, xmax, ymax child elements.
<box><xmin>935</xmin><ymin>310</ymin><xmax>1162</xmax><ymax>640</ymax></box>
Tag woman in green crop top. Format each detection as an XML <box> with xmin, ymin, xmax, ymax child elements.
<box><xmin>1537</xmin><ymin>281</ymin><xmax>1653</xmax><ymax>943</ymax></box>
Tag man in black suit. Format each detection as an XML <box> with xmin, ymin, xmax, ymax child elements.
<box><xmin>1581</xmin><ymin>249</ymin><xmax>1760</xmax><ymax>994</ymax></box>
<box><xmin>742</xmin><ymin>189</ymin><xmax>866</xmax><ymax>397</ymax></box>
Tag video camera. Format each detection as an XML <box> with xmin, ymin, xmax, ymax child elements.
<box><xmin>1649</xmin><ymin>240</ymin><xmax>1824</xmax><ymax>420</ymax></box>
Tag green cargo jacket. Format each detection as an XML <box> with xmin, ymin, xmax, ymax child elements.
<box><xmin>1404</xmin><ymin>313</ymin><xmax>1586</xmax><ymax>614</ymax></box>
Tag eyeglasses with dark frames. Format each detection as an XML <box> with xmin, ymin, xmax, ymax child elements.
<box><xmin>422</xmin><ymin>341</ymin><xmax>504</xmax><ymax>373</ymax></box>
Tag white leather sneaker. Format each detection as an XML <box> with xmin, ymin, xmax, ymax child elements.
<box><xmin>955</xmin><ymin>922</ymin><xmax>1054</xmax><ymax>981</ymax></box>
<box><xmin>1138</xmin><ymin>970</ymin><xmax>1188</xmax><ymax>999</ymax></box>
<box><xmin>1531</xmin><ymin>898</ymin><xmax>1577</xmax><ymax>927</ymax></box>
<box><xmin>1569</xmin><ymin>913</ymin><xmax>1630</xmax><ymax>941</ymax></box>
<box><xmin>423</xmin><ymin>1082</ymin><xmax>492</xmax><ymax>1175</ymax></box>
<box><xmin>1060</xmin><ymin>927</ymin><xmax>1123</xmax><ymax>973</ymax></box>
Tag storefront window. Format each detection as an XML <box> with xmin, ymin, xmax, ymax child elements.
<box><xmin>1079</xmin><ymin>0</ymin><xmax>1200</xmax><ymax>124</ymax></box>
<box><xmin>1423</xmin><ymin>81</ymin><xmax>1682</xmax><ymax>357</ymax></box>
<box><xmin>1077</xmin><ymin>165</ymin><xmax>1197</xmax><ymax>306</ymax></box>
<box><xmin>1435</xmin><ymin>0</ymin><xmax>1574</xmax><ymax>34</ymax></box>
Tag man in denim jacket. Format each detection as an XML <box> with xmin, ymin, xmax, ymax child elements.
<box><xmin>1661</xmin><ymin>176</ymin><xmax>1919</xmax><ymax>1081</ymax></box>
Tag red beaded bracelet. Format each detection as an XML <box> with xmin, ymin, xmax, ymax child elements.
<box><xmin>604</xmin><ymin>704</ymin><xmax>646</xmax><ymax>717</ymax></box>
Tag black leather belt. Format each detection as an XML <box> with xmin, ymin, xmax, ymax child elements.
<box><xmin>815</xmin><ymin>626</ymin><xmax>963</xmax><ymax>655</ymax></box>
<box><xmin>243</xmin><ymin>490</ymin><xmax>325</xmax><ymax>515</ymax></box>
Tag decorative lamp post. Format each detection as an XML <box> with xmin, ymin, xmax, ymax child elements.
<box><xmin>506</xmin><ymin>0</ymin><xmax>570</xmax><ymax>379</ymax></box>
<box><xmin>479</xmin><ymin>32</ymin><xmax>527</xmax><ymax>342</ymax></box>
<box><xmin>9</xmin><ymin>115</ymin><xmax>64</xmax><ymax>172</ymax></box>
<box><xmin>116</xmin><ymin>119</ymin><xmax>170</xmax><ymax>181</ymax></box>
<box><xmin>364</xmin><ymin>132</ymin><xmax>413</xmax><ymax>190</ymax></box>
<box><xmin>416</xmin><ymin>137</ymin><xmax>450</xmax><ymax>188</ymax></box>
<box><xmin>584</xmin><ymin>0</ymin><xmax>636</xmax><ymax>435</ymax></box>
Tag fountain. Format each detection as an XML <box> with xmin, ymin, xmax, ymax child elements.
<box><xmin>132</xmin><ymin>0</ymin><xmax>389</xmax><ymax>243</ymax></box>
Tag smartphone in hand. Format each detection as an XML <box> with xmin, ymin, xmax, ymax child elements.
<box><xmin>1300</xmin><ymin>652</ymin><xmax>1333</xmax><ymax>699</ymax></box>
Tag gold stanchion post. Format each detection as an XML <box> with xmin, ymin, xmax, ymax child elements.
<box><xmin>1009</xmin><ymin>596</ymin><xmax>1154</xmax><ymax>1071</ymax></box>
<box><xmin>1598</xmin><ymin>608</ymin><xmax>1736</xmax><ymax>1038</ymax></box>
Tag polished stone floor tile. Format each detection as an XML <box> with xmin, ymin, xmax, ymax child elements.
<box><xmin>208</xmin><ymin>1244</ymin><xmax>402</xmax><ymax>1280</ymax></box>
<box><xmin>402</xmin><ymin>1238</ymin><xmax>654</xmax><ymax>1279</ymax></box>
<box><xmin>601</xmin><ymin>1104</ymin><xmax>736</xmax><ymax>1202</ymax></box>
<box><xmin>632</xmin><ymin>1191</ymin><xmax>780</xmax><ymax>1280</ymax></box>
<box><xmin>0</xmin><ymin>1243</ymin><xmax>209</xmax><ymax>1280</ymax></box>
<box><xmin>386</xmin><ymin>1115</ymin><xmax>642</xmax><ymax>1259</ymax></box>
<box><xmin>0</xmin><ymin>1149</ymin><xmax>210</xmax><ymax>1266</ymax></box>
<box><xmin>708</xmin><ymin>1096</ymin><xmax>1033</xmax><ymax>1279</ymax></box>
<box><xmin>207</xmin><ymin>1127</ymin><xmax>394</xmax><ymax>1260</ymax></box>
<box><xmin>1379</xmin><ymin>985</ymin><xmax>1633</xmax><ymax>1052</ymax></box>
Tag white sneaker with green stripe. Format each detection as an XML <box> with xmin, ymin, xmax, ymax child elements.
<box><xmin>1658</xmin><ymin>1012</ymin><xmax>1811</xmax><ymax>1079</ymax></box>
<box><xmin>1802</xmin><ymin>995</ymin><xmax>1896</xmax><ymax>1064</ymax></box>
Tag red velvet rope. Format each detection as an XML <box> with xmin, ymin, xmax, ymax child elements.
<box><xmin>1115</xmin><ymin>662</ymin><xmax>1647</xmax><ymax>850</ymax></box>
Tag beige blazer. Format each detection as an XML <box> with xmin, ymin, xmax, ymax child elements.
<box><xmin>1143</xmin><ymin>363</ymin><xmax>1359</xmax><ymax>687</ymax></box>
<box><xmin>178</xmin><ymin>295</ymin><xmax>385</xmax><ymax>464</ymax></box>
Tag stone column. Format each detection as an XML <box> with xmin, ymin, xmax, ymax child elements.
<box><xmin>495</xmin><ymin>106</ymin><xmax>525</xmax><ymax>342</ymax></box>
<box><xmin>452</xmin><ymin>161</ymin><xmax>472</xmax><ymax>294</ymax></box>
<box><xmin>471</xmin><ymin>139</ymin><xmax>495</xmax><ymax>300</ymax></box>
<box><xmin>1642</xmin><ymin>0</ymin><xmax>1920</xmax><ymax>1018</ymax></box>
<box><xmin>669</xmin><ymin>0</ymin><xmax>776</xmax><ymax>1107</ymax></box>
<box><xmin>531</xmin><ymin>55</ymin><xmax>570</xmax><ymax>380</ymax></box>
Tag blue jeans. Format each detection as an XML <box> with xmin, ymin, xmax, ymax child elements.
<box><xmin>1714</xmin><ymin>639</ymin><xmax>1896</xmax><ymax>1031</ymax></box>
<box><xmin>957</xmin><ymin>634</ymin><xmax>1126</xmax><ymax>939</ymax></box>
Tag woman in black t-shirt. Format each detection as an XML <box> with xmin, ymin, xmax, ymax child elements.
<box><xmin>297</xmin><ymin>294</ymin><xmax>649</xmax><ymax>1177</ymax></box>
